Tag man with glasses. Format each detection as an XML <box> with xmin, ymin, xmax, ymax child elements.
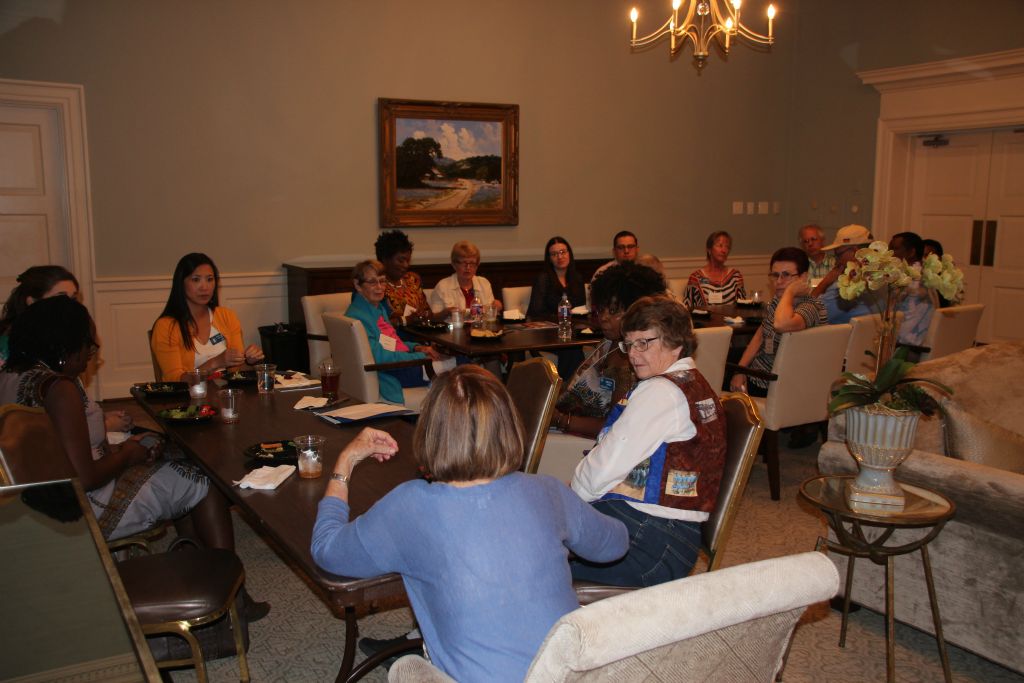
<box><xmin>730</xmin><ymin>247</ymin><xmax>827</xmax><ymax>398</ymax></box>
<box><xmin>592</xmin><ymin>230</ymin><xmax>640</xmax><ymax>281</ymax></box>
<box><xmin>799</xmin><ymin>223</ymin><xmax>835</xmax><ymax>286</ymax></box>
<box><xmin>811</xmin><ymin>224</ymin><xmax>878</xmax><ymax>325</ymax></box>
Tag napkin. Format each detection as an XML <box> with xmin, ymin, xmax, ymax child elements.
<box><xmin>724</xmin><ymin>316</ymin><xmax>745</xmax><ymax>324</ymax></box>
<box><xmin>294</xmin><ymin>396</ymin><xmax>329</xmax><ymax>410</ymax></box>
<box><xmin>107</xmin><ymin>431</ymin><xmax>131</xmax><ymax>445</ymax></box>
<box><xmin>570</xmin><ymin>305</ymin><xmax>589</xmax><ymax>315</ymax></box>
<box><xmin>503</xmin><ymin>309</ymin><xmax>525</xmax><ymax>320</ymax></box>
<box><xmin>234</xmin><ymin>465</ymin><xmax>296</xmax><ymax>490</ymax></box>
<box><xmin>275</xmin><ymin>372</ymin><xmax>321</xmax><ymax>391</ymax></box>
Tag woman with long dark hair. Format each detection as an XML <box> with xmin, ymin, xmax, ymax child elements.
<box><xmin>151</xmin><ymin>253</ymin><xmax>263</xmax><ymax>381</ymax></box>
<box><xmin>527</xmin><ymin>236</ymin><xmax>586</xmax><ymax>317</ymax></box>
<box><xmin>0</xmin><ymin>265</ymin><xmax>80</xmax><ymax>366</ymax></box>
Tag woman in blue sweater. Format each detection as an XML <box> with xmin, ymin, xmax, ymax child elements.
<box><xmin>345</xmin><ymin>259</ymin><xmax>442</xmax><ymax>404</ymax></box>
<box><xmin>311</xmin><ymin>365</ymin><xmax>628</xmax><ymax>682</ymax></box>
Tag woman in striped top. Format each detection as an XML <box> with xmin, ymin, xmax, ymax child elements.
<box><xmin>682</xmin><ymin>231</ymin><xmax>746</xmax><ymax>309</ymax></box>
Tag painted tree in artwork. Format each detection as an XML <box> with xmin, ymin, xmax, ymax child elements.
<box><xmin>395</xmin><ymin>137</ymin><xmax>443</xmax><ymax>188</ymax></box>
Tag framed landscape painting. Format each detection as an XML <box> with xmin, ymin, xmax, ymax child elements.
<box><xmin>378</xmin><ymin>98</ymin><xmax>519</xmax><ymax>227</ymax></box>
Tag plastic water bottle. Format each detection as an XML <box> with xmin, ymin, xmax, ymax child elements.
<box><xmin>470</xmin><ymin>293</ymin><xmax>484</xmax><ymax>328</ymax></box>
<box><xmin>557</xmin><ymin>293</ymin><xmax>572</xmax><ymax>341</ymax></box>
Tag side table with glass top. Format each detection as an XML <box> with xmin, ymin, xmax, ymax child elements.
<box><xmin>799</xmin><ymin>475</ymin><xmax>955</xmax><ymax>683</ymax></box>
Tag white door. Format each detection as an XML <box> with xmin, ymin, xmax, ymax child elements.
<box><xmin>982</xmin><ymin>129</ymin><xmax>1024</xmax><ymax>342</ymax></box>
<box><xmin>0</xmin><ymin>103</ymin><xmax>70</xmax><ymax>296</ymax></box>
<box><xmin>909</xmin><ymin>128</ymin><xmax>1024</xmax><ymax>343</ymax></box>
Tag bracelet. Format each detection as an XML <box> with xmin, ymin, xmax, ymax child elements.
<box><xmin>330</xmin><ymin>472</ymin><xmax>350</xmax><ymax>484</ymax></box>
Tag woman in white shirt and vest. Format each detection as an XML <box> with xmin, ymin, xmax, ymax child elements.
<box><xmin>571</xmin><ymin>296</ymin><xmax>727</xmax><ymax>587</ymax></box>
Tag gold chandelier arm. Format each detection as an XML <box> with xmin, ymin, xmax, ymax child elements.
<box><xmin>630</xmin><ymin>17</ymin><xmax>675</xmax><ymax>48</ymax></box>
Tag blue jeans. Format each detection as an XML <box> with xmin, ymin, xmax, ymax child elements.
<box><xmin>570</xmin><ymin>500</ymin><xmax>702</xmax><ymax>588</ymax></box>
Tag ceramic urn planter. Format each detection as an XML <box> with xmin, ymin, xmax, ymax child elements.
<box><xmin>844</xmin><ymin>403</ymin><xmax>921</xmax><ymax>509</ymax></box>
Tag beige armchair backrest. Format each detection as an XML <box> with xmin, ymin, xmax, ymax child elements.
<box><xmin>845</xmin><ymin>312</ymin><xmax>903</xmax><ymax>376</ymax></box>
<box><xmin>501</xmin><ymin>286</ymin><xmax>532</xmax><ymax>314</ymax></box>
<box><xmin>388</xmin><ymin>552</ymin><xmax>840</xmax><ymax>683</ymax></box>
<box><xmin>760</xmin><ymin>324</ymin><xmax>851</xmax><ymax>431</ymax></box>
<box><xmin>323</xmin><ymin>312</ymin><xmax>378</xmax><ymax>404</ymax></box>
<box><xmin>693</xmin><ymin>326</ymin><xmax>733</xmax><ymax>393</ymax></box>
<box><xmin>301</xmin><ymin>292</ymin><xmax>352</xmax><ymax>377</ymax></box>
<box><xmin>922</xmin><ymin>303</ymin><xmax>984</xmax><ymax>361</ymax></box>
<box><xmin>667</xmin><ymin>277</ymin><xmax>687</xmax><ymax>302</ymax></box>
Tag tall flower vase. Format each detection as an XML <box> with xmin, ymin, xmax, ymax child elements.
<box><xmin>844</xmin><ymin>403</ymin><xmax>920</xmax><ymax>510</ymax></box>
<box><xmin>873</xmin><ymin>288</ymin><xmax>901</xmax><ymax>375</ymax></box>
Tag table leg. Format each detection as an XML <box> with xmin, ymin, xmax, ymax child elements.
<box><xmin>839</xmin><ymin>554</ymin><xmax>855</xmax><ymax>647</ymax></box>
<box><xmin>885</xmin><ymin>555</ymin><xmax>895</xmax><ymax>683</ymax></box>
<box><xmin>921</xmin><ymin>545</ymin><xmax>953</xmax><ymax>683</ymax></box>
<box><xmin>335</xmin><ymin>606</ymin><xmax>358</xmax><ymax>683</ymax></box>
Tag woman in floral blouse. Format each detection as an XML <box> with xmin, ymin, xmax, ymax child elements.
<box><xmin>375</xmin><ymin>230</ymin><xmax>434</xmax><ymax>324</ymax></box>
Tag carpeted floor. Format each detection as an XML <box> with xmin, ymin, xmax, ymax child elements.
<box><xmin>112</xmin><ymin>395</ymin><xmax>1019</xmax><ymax>682</ymax></box>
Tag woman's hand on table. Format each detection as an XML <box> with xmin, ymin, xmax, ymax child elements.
<box><xmin>335</xmin><ymin>428</ymin><xmax>399</xmax><ymax>476</ymax></box>
<box><xmin>416</xmin><ymin>345</ymin><xmax>443</xmax><ymax>361</ymax></box>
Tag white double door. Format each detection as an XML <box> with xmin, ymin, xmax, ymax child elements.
<box><xmin>909</xmin><ymin>128</ymin><xmax>1024</xmax><ymax>343</ymax></box>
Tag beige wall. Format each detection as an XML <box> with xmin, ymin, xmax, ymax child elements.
<box><xmin>1</xmin><ymin>0</ymin><xmax>1022</xmax><ymax>277</ymax></box>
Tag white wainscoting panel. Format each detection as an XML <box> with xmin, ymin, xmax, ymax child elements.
<box><xmin>92</xmin><ymin>271</ymin><xmax>287</xmax><ymax>399</ymax></box>
<box><xmin>661</xmin><ymin>254</ymin><xmax>771</xmax><ymax>294</ymax></box>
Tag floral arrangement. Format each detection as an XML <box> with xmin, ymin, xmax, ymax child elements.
<box><xmin>829</xmin><ymin>347</ymin><xmax>950</xmax><ymax>416</ymax></box>
<box><xmin>837</xmin><ymin>241</ymin><xmax>965</xmax><ymax>304</ymax></box>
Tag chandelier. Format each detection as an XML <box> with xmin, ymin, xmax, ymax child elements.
<box><xmin>629</xmin><ymin>0</ymin><xmax>776</xmax><ymax>70</ymax></box>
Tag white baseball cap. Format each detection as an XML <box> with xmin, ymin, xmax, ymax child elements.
<box><xmin>821</xmin><ymin>224</ymin><xmax>873</xmax><ymax>251</ymax></box>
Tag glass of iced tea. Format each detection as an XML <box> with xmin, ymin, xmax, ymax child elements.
<box><xmin>294</xmin><ymin>435</ymin><xmax>326</xmax><ymax>479</ymax></box>
<box><xmin>319</xmin><ymin>358</ymin><xmax>340</xmax><ymax>400</ymax></box>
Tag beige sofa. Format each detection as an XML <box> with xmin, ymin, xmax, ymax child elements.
<box><xmin>818</xmin><ymin>341</ymin><xmax>1024</xmax><ymax>674</ymax></box>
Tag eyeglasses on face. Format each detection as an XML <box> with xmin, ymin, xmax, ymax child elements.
<box><xmin>614</xmin><ymin>243</ymin><xmax>638</xmax><ymax>252</ymax></box>
<box><xmin>768</xmin><ymin>271</ymin><xmax>798</xmax><ymax>280</ymax></box>
<box><xmin>618</xmin><ymin>336</ymin><xmax>659</xmax><ymax>353</ymax></box>
<box><xmin>455</xmin><ymin>260</ymin><xmax>479</xmax><ymax>268</ymax></box>
<box><xmin>360</xmin><ymin>276</ymin><xmax>388</xmax><ymax>286</ymax></box>
<box><xmin>549</xmin><ymin>249</ymin><xmax>568</xmax><ymax>258</ymax></box>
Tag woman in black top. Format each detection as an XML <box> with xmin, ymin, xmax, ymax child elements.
<box><xmin>528</xmin><ymin>237</ymin><xmax>586</xmax><ymax>317</ymax></box>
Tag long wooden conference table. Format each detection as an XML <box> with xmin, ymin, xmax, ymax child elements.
<box><xmin>132</xmin><ymin>384</ymin><xmax>420</xmax><ymax>682</ymax></box>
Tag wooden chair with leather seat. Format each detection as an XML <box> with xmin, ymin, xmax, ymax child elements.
<box><xmin>323</xmin><ymin>311</ymin><xmax>434</xmax><ymax>410</ymax></box>
<box><xmin>504</xmin><ymin>357</ymin><xmax>562</xmax><ymax>474</ymax></box>
<box><xmin>0</xmin><ymin>403</ymin><xmax>250</xmax><ymax>682</ymax></box>
<box><xmin>302</xmin><ymin>292</ymin><xmax>353</xmax><ymax>377</ymax></box>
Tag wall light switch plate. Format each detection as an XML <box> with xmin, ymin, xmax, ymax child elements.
<box><xmin>746</xmin><ymin>201</ymin><xmax>755</xmax><ymax>215</ymax></box>
<box><xmin>757</xmin><ymin>201</ymin><xmax>769</xmax><ymax>215</ymax></box>
<box><xmin>732</xmin><ymin>201</ymin><xmax>744</xmax><ymax>215</ymax></box>
<box><xmin>773</xmin><ymin>201</ymin><xmax>781</xmax><ymax>214</ymax></box>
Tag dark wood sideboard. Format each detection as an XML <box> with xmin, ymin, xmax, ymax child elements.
<box><xmin>284</xmin><ymin>258</ymin><xmax>608</xmax><ymax>326</ymax></box>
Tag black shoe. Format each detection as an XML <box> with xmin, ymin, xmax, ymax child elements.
<box><xmin>358</xmin><ymin>633</ymin><xmax>420</xmax><ymax>670</ymax></box>
<box><xmin>240</xmin><ymin>587</ymin><xmax>271</xmax><ymax>622</ymax></box>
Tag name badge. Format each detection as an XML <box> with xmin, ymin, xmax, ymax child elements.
<box><xmin>707</xmin><ymin>291</ymin><xmax>724</xmax><ymax>305</ymax></box>
<box><xmin>209</xmin><ymin>333</ymin><xmax>225</xmax><ymax>345</ymax></box>
<box><xmin>379</xmin><ymin>334</ymin><xmax>398</xmax><ymax>352</ymax></box>
<box><xmin>599</xmin><ymin>377</ymin><xmax>615</xmax><ymax>392</ymax></box>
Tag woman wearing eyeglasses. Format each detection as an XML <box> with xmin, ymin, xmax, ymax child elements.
<box><xmin>347</xmin><ymin>260</ymin><xmax>443</xmax><ymax>405</ymax></box>
<box><xmin>570</xmin><ymin>296</ymin><xmax>726</xmax><ymax>588</ymax></box>
<box><xmin>527</xmin><ymin>237</ymin><xmax>586</xmax><ymax>317</ymax></box>
<box><xmin>429</xmin><ymin>241</ymin><xmax>503</xmax><ymax>318</ymax></box>
<box><xmin>729</xmin><ymin>247</ymin><xmax>828</xmax><ymax>397</ymax></box>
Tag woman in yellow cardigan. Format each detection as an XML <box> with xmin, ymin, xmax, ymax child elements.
<box><xmin>152</xmin><ymin>253</ymin><xmax>264</xmax><ymax>381</ymax></box>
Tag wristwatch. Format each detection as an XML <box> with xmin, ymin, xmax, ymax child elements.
<box><xmin>330</xmin><ymin>472</ymin><xmax>350</xmax><ymax>484</ymax></box>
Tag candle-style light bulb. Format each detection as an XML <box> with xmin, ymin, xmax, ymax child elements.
<box><xmin>630</xmin><ymin>7</ymin><xmax>638</xmax><ymax>42</ymax></box>
<box><xmin>672</xmin><ymin>0</ymin><xmax>682</xmax><ymax>9</ymax></box>
<box><xmin>732</xmin><ymin>0</ymin><xmax>741</xmax><ymax>9</ymax></box>
<box><xmin>724</xmin><ymin>18</ymin><xmax>732</xmax><ymax>49</ymax></box>
<box><xmin>767</xmin><ymin>3</ymin><xmax>776</xmax><ymax>38</ymax></box>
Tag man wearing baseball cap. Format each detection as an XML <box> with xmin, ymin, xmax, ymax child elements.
<box><xmin>812</xmin><ymin>224</ymin><xmax>879</xmax><ymax>324</ymax></box>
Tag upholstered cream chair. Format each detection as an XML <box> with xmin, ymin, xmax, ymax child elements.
<box><xmin>667</xmin><ymin>277</ymin><xmax>687</xmax><ymax>302</ymax></box>
<box><xmin>919</xmin><ymin>303</ymin><xmax>984</xmax><ymax>361</ymax></box>
<box><xmin>388</xmin><ymin>552</ymin><xmax>839</xmax><ymax>683</ymax></box>
<box><xmin>301</xmin><ymin>292</ymin><xmax>352</xmax><ymax>377</ymax></box>
<box><xmin>505</xmin><ymin>357</ymin><xmax>562</xmax><ymax>474</ymax></box>
<box><xmin>844</xmin><ymin>312</ymin><xmax>904</xmax><ymax>376</ymax></box>
<box><xmin>734</xmin><ymin>324</ymin><xmax>851</xmax><ymax>500</ymax></box>
<box><xmin>501</xmin><ymin>285</ymin><xmax>532</xmax><ymax>315</ymax></box>
<box><xmin>693</xmin><ymin>326</ymin><xmax>733</xmax><ymax>393</ymax></box>
<box><xmin>322</xmin><ymin>312</ymin><xmax>431</xmax><ymax>410</ymax></box>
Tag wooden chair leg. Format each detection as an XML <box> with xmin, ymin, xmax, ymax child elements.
<box><xmin>764</xmin><ymin>429</ymin><xmax>780</xmax><ymax>501</ymax></box>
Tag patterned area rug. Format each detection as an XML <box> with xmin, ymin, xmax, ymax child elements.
<box><xmin>107</xmin><ymin>399</ymin><xmax>1019</xmax><ymax>683</ymax></box>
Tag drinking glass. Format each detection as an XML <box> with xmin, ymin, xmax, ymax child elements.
<box><xmin>218</xmin><ymin>388</ymin><xmax>240</xmax><ymax>424</ymax></box>
<box><xmin>294</xmin><ymin>435</ymin><xmax>326</xmax><ymax>479</ymax></box>
<box><xmin>183</xmin><ymin>369</ymin><xmax>207</xmax><ymax>399</ymax></box>
<box><xmin>319</xmin><ymin>358</ymin><xmax>340</xmax><ymax>400</ymax></box>
<box><xmin>255</xmin><ymin>363</ymin><xmax>276</xmax><ymax>394</ymax></box>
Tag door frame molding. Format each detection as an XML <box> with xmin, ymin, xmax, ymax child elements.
<box><xmin>0</xmin><ymin>78</ymin><xmax>96</xmax><ymax>313</ymax></box>
<box><xmin>859</xmin><ymin>48</ymin><xmax>1024</xmax><ymax>239</ymax></box>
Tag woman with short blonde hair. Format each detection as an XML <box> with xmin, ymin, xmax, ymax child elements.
<box><xmin>429</xmin><ymin>240</ymin><xmax>502</xmax><ymax>315</ymax></box>
<box><xmin>312</xmin><ymin>365</ymin><xmax>627</xmax><ymax>682</ymax></box>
